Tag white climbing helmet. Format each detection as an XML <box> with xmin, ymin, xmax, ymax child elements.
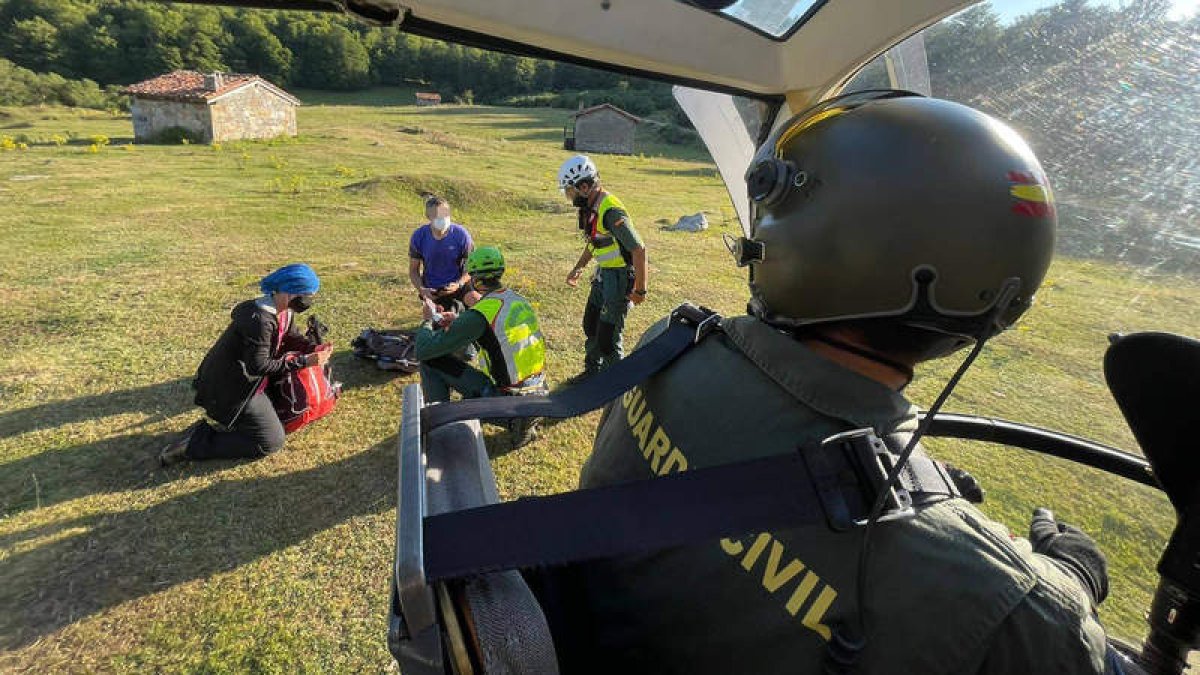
<box><xmin>557</xmin><ymin>154</ymin><xmax>598</xmax><ymax>190</ymax></box>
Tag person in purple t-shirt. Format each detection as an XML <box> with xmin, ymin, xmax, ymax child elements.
<box><xmin>408</xmin><ymin>195</ymin><xmax>474</xmax><ymax>312</ymax></box>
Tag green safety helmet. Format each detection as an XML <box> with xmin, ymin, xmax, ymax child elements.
<box><xmin>736</xmin><ymin>91</ymin><xmax>1056</xmax><ymax>359</ymax></box>
<box><xmin>466</xmin><ymin>246</ymin><xmax>505</xmax><ymax>279</ymax></box>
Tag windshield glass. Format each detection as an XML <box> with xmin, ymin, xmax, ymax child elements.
<box><xmin>844</xmin><ymin>0</ymin><xmax>1198</xmax><ymax>642</ymax></box>
<box><xmin>717</xmin><ymin>0</ymin><xmax>824</xmax><ymax>38</ymax></box>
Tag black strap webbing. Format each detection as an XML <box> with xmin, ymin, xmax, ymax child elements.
<box><xmin>424</xmin><ymin>451</ymin><xmax>825</xmax><ymax>582</ymax></box>
<box><xmin>420</xmin><ymin>304</ymin><xmax>720</xmax><ymax>431</ymax></box>
<box><xmin>423</xmin><ymin>445</ymin><xmax>959</xmax><ymax>582</ymax></box>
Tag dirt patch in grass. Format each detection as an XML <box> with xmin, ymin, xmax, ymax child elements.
<box><xmin>393</xmin><ymin>124</ymin><xmax>475</xmax><ymax>152</ymax></box>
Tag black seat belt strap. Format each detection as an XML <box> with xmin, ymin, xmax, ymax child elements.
<box><xmin>424</xmin><ymin>450</ymin><xmax>824</xmax><ymax>582</ymax></box>
<box><xmin>420</xmin><ymin>303</ymin><xmax>721</xmax><ymax>430</ymax></box>
<box><xmin>422</xmin><ymin>429</ymin><xmax>962</xmax><ymax>582</ymax></box>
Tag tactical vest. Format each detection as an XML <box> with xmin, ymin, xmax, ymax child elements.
<box><xmin>585</xmin><ymin>192</ymin><xmax>631</xmax><ymax>269</ymax></box>
<box><xmin>471</xmin><ymin>288</ymin><xmax>546</xmax><ymax>390</ymax></box>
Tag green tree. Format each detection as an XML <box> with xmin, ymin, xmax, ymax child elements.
<box><xmin>532</xmin><ymin>60</ymin><xmax>555</xmax><ymax>90</ymax></box>
<box><xmin>370</xmin><ymin>31</ymin><xmax>414</xmax><ymax>85</ymax></box>
<box><xmin>179</xmin><ymin>8</ymin><xmax>227</xmax><ymax>73</ymax></box>
<box><xmin>291</xmin><ymin>22</ymin><xmax>370</xmax><ymax>89</ymax></box>
<box><xmin>6</xmin><ymin>16</ymin><xmax>61</xmax><ymax>72</ymax></box>
<box><xmin>63</xmin><ymin>15</ymin><xmax>123</xmax><ymax>83</ymax></box>
<box><xmin>224</xmin><ymin>12</ymin><xmax>291</xmax><ymax>83</ymax></box>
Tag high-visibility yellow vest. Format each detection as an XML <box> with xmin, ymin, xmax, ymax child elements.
<box><xmin>471</xmin><ymin>288</ymin><xmax>546</xmax><ymax>389</ymax></box>
<box><xmin>587</xmin><ymin>192</ymin><xmax>631</xmax><ymax>269</ymax></box>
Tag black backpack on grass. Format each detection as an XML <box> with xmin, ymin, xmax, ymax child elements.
<box><xmin>351</xmin><ymin>328</ymin><xmax>420</xmax><ymax>373</ymax></box>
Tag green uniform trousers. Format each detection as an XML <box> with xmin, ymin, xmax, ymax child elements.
<box><xmin>583</xmin><ymin>266</ymin><xmax>631</xmax><ymax>374</ymax></box>
<box><xmin>419</xmin><ymin>356</ymin><xmax>495</xmax><ymax>404</ymax></box>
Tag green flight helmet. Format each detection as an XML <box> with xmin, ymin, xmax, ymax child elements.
<box><xmin>467</xmin><ymin>246</ymin><xmax>505</xmax><ymax>280</ymax></box>
<box><xmin>739</xmin><ymin>91</ymin><xmax>1056</xmax><ymax>359</ymax></box>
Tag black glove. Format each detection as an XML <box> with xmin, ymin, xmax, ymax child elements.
<box><xmin>1029</xmin><ymin>508</ymin><xmax>1109</xmax><ymax>605</ymax></box>
<box><xmin>944</xmin><ymin>463</ymin><xmax>984</xmax><ymax>503</ymax></box>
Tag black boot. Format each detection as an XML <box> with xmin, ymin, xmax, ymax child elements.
<box><xmin>509</xmin><ymin>417</ymin><xmax>540</xmax><ymax>449</ymax></box>
<box><xmin>159</xmin><ymin>421</ymin><xmax>201</xmax><ymax>467</ymax></box>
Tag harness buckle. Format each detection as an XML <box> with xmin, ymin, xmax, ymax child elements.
<box><xmin>671</xmin><ymin>303</ymin><xmax>721</xmax><ymax>343</ymax></box>
<box><xmin>804</xmin><ymin>428</ymin><xmax>916</xmax><ymax>531</ymax></box>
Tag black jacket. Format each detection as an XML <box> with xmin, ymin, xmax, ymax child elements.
<box><xmin>193</xmin><ymin>297</ymin><xmax>311</xmax><ymax>427</ymax></box>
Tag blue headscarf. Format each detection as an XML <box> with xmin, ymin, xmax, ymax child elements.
<box><xmin>260</xmin><ymin>263</ymin><xmax>320</xmax><ymax>295</ymax></box>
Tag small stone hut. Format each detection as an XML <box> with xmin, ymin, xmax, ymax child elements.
<box><xmin>564</xmin><ymin>103</ymin><xmax>641</xmax><ymax>155</ymax></box>
<box><xmin>123</xmin><ymin>71</ymin><xmax>300</xmax><ymax>144</ymax></box>
<box><xmin>415</xmin><ymin>92</ymin><xmax>442</xmax><ymax>106</ymax></box>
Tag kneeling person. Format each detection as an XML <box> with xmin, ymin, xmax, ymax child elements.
<box><xmin>159</xmin><ymin>263</ymin><xmax>329</xmax><ymax>466</ymax></box>
<box><xmin>415</xmin><ymin>246</ymin><xmax>546</xmax><ymax>446</ymax></box>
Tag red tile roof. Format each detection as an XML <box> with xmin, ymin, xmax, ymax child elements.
<box><xmin>122</xmin><ymin>71</ymin><xmax>299</xmax><ymax>105</ymax></box>
<box><xmin>415</xmin><ymin>92</ymin><xmax>442</xmax><ymax>101</ymax></box>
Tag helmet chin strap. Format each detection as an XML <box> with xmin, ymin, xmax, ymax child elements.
<box><xmin>831</xmin><ymin>278</ymin><xmax>1021</xmax><ymax>673</ymax></box>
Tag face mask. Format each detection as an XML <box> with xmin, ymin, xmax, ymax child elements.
<box><xmin>432</xmin><ymin>216</ymin><xmax>451</xmax><ymax>232</ymax></box>
<box><xmin>289</xmin><ymin>295</ymin><xmax>314</xmax><ymax>313</ymax></box>
<box><xmin>572</xmin><ymin>194</ymin><xmax>590</xmax><ymax>208</ymax></box>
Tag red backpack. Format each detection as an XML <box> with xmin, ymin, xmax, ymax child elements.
<box><xmin>269</xmin><ymin>316</ymin><xmax>341</xmax><ymax>434</ymax></box>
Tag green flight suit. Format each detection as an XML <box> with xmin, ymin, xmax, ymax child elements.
<box><xmin>413</xmin><ymin>309</ymin><xmax>493</xmax><ymax>403</ymax></box>
<box><xmin>548</xmin><ymin>315</ymin><xmax>1108</xmax><ymax>674</ymax></box>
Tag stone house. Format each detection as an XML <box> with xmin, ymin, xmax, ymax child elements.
<box><xmin>415</xmin><ymin>92</ymin><xmax>442</xmax><ymax>106</ymax></box>
<box><xmin>123</xmin><ymin>71</ymin><xmax>300</xmax><ymax>144</ymax></box>
<box><xmin>564</xmin><ymin>103</ymin><xmax>641</xmax><ymax>155</ymax></box>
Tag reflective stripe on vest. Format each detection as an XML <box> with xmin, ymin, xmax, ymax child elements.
<box><xmin>472</xmin><ymin>289</ymin><xmax>546</xmax><ymax>388</ymax></box>
<box><xmin>589</xmin><ymin>193</ymin><xmax>630</xmax><ymax>269</ymax></box>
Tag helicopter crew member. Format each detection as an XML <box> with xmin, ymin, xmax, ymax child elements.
<box><xmin>546</xmin><ymin>95</ymin><xmax>1112</xmax><ymax>674</ymax></box>
<box><xmin>559</xmin><ymin>155</ymin><xmax>648</xmax><ymax>376</ymax></box>
<box><xmin>414</xmin><ymin>246</ymin><xmax>546</xmax><ymax>447</ymax></box>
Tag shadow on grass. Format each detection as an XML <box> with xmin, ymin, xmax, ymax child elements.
<box><xmin>0</xmin><ymin>434</ymin><xmax>397</xmax><ymax>650</ymax></box>
<box><xmin>427</xmin><ymin>115</ymin><xmax>564</xmax><ymax>129</ymax></box>
<box><xmin>502</xmin><ymin>130</ymin><xmax>564</xmax><ymax>144</ymax></box>
<box><xmin>482</xmin><ymin>409</ymin><xmax>582</xmax><ymax>460</ymax></box>
<box><xmin>403</xmin><ymin>114</ymin><xmax>567</xmax><ymax>144</ymax></box>
<box><xmin>414</xmin><ymin>106</ymin><xmax>529</xmax><ymax>117</ymax></box>
<box><xmin>0</xmin><ymin>378</ymin><xmax>194</xmax><ymax>441</ymax></box>
<box><xmin>0</xmin><ymin>359</ymin><xmax>405</xmax><ymax>518</ymax></box>
<box><xmin>0</xmin><ymin>430</ymin><xmax>225</xmax><ymax>519</ymax></box>
<box><xmin>482</xmin><ymin>427</ymin><xmax>519</xmax><ymax>459</ymax></box>
<box><xmin>399</xmin><ymin>106</ymin><xmax>568</xmax><ymax>123</ymax></box>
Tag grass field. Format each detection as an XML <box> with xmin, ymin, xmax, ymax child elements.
<box><xmin>1</xmin><ymin>91</ymin><xmax>1198</xmax><ymax>672</ymax></box>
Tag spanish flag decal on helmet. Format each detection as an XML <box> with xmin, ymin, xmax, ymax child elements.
<box><xmin>1008</xmin><ymin>171</ymin><xmax>1053</xmax><ymax>217</ymax></box>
